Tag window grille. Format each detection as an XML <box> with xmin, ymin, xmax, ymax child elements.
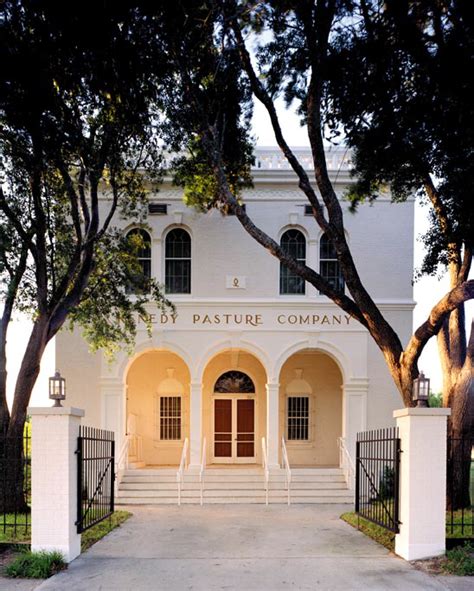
<box><xmin>159</xmin><ymin>396</ymin><xmax>182</xmax><ymax>440</ymax></box>
<box><xmin>287</xmin><ymin>396</ymin><xmax>309</xmax><ymax>441</ymax></box>
<box><xmin>319</xmin><ymin>233</ymin><xmax>344</xmax><ymax>293</ymax></box>
<box><xmin>126</xmin><ymin>229</ymin><xmax>152</xmax><ymax>293</ymax></box>
<box><xmin>280</xmin><ymin>229</ymin><xmax>306</xmax><ymax>294</ymax></box>
<box><xmin>165</xmin><ymin>229</ymin><xmax>191</xmax><ymax>293</ymax></box>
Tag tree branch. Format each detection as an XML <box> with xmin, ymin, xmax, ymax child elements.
<box><xmin>404</xmin><ymin>280</ymin><xmax>474</xmax><ymax>370</ymax></box>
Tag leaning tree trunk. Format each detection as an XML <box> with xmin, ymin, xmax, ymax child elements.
<box><xmin>446</xmin><ymin>364</ymin><xmax>474</xmax><ymax>511</ymax></box>
<box><xmin>0</xmin><ymin>319</ymin><xmax>48</xmax><ymax>513</ymax></box>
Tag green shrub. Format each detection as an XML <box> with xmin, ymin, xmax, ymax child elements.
<box><xmin>5</xmin><ymin>550</ymin><xmax>66</xmax><ymax>579</ymax></box>
<box><xmin>377</xmin><ymin>466</ymin><xmax>395</xmax><ymax>501</ymax></box>
<box><xmin>442</xmin><ymin>543</ymin><xmax>474</xmax><ymax>576</ymax></box>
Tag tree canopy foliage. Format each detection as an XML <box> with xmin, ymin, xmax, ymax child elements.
<box><xmin>162</xmin><ymin>1</ymin><xmax>473</xmax><ymax>448</ymax></box>
<box><xmin>0</xmin><ymin>0</ymin><xmax>172</xmax><ymax>438</ymax></box>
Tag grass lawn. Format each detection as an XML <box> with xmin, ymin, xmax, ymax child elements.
<box><xmin>341</xmin><ymin>511</ymin><xmax>474</xmax><ymax>576</ymax></box>
<box><xmin>0</xmin><ymin>510</ymin><xmax>131</xmax><ymax>549</ymax></box>
<box><xmin>0</xmin><ymin>514</ymin><xmax>31</xmax><ymax>544</ymax></box>
<box><xmin>81</xmin><ymin>511</ymin><xmax>131</xmax><ymax>552</ymax></box>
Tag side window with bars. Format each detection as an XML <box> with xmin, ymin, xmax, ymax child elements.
<box><xmin>158</xmin><ymin>396</ymin><xmax>182</xmax><ymax>441</ymax></box>
<box><xmin>287</xmin><ymin>396</ymin><xmax>310</xmax><ymax>441</ymax></box>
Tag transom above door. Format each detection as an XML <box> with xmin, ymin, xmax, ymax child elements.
<box><xmin>212</xmin><ymin>371</ymin><xmax>256</xmax><ymax>464</ymax></box>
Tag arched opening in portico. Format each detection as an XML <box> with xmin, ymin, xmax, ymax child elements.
<box><xmin>279</xmin><ymin>349</ymin><xmax>343</xmax><ymax>467</ymax></box>
<box><xmin>126</xmin><ymin>350</ymin><xmax>190</xmax><ymax>466</ymax></box>
<box><xmin>201</xmin><ymin>349</ymin><xmax>268</xmax><ymax>465</ymax></box>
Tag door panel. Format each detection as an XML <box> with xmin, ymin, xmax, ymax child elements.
<box><xmin>214</xmin><ymin>399</ymin><xmax>232</xmax><ymax>457</ymax></box>
<box><xmin>236</xmin><ymin>399</ymin><xmax>255</xmax><ymax>458</ymax></box>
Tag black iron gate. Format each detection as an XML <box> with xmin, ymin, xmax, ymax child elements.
<box><xmin>76</xmin><ymin>426</ymin><xmax>115</xmax><ymax>533</ymax></box>
<box><xmin>446</xmin><ymin>435</ymin><xmax>473</xmax><ymax>546</ymax></box>
<box><xmin>356</xmin><ymin>427</ymin><xmax>401</xmax><ymax>533</ymax></box>
<box><xmin>0</xmin><ymin>425</ymin><xmax>31</xmax><ymax>541</ymax></box>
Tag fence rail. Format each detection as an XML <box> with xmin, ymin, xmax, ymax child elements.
<box><xmin>0</xmin><ymin>426</ymin><xmax>31</xmax><ymax>541</ymax></box>
<box><xmin>446</xmin><ymin>436</ymin><xmax>473</xmax><ymax>544</ymax></box>
<box><xmin>76</xmin><ymin>426</ymin><xmax>115</xmax><ymax>534</ymax></box>
<box><xmin>356</xmin><ymin>427</ymin><xmax>400</xmax><ymax>533</ymax></box>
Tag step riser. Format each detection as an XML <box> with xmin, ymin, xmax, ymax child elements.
<box><xmin>117</xmin><ymin>498</ymin><xmax>353</xmax><ymax>505</ymax></box>
<box><xmin>120</xmin><ymin>482</ymin><xmax>347</xmax><ymax>491</ymax></box>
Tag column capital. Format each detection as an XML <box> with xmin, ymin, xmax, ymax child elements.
<box><xmin>28</xmin><ymin>406</ymin><xmax>85</xmax><ymax>418</ymax></box>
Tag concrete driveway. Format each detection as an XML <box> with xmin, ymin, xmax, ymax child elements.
<box><xmin>36</xmin><ymin>505</ymin><xmax>466</xmax><ymax>591</ymax></box>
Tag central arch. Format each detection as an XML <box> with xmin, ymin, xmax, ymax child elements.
<box><xmin>202</xmin><ymin>349</ymin><xmax>268</xmax><ymax>465</ymax></box>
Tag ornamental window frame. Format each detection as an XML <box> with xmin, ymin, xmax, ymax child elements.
<box><xmin>279</xmin><ymin>228</ymin><xmax>307</xmax><ymax>295</ymax></box>
<box><xmin>125</xmin><ymin>228</ymin><xmax>152</xmax><ymax>293</ymax></box>
<box><xmin>319</xmin><ymin>233</ymin><xmax>345</xmax><ymax>294</ymax></box>
<box><xmin>164</xmin><ymin>227</ymin><xmax>192</xmax><ymax>294</ymax></box>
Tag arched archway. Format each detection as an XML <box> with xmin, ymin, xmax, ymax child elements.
<box><xmin>202</xmin><ymin>349</ymin><xmax>268</xmax><ymax>464</ymax></box>
<box><xmin>279</xmin><ymin>348</ymin><xmax>343</xmax><ymax>467</ymax></box>
<box><xmin>126</xmin><ymin>350</ymin><xmax>190</xmax><ymax>466</ymax></box>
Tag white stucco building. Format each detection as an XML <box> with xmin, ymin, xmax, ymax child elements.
<box><xmin>56</xmin><ymin>147</ymin><xmax>414</xmax><ymax>501</ymax></box>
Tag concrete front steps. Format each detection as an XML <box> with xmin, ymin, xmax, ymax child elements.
<box><xmin>116</xmin><ymin>467</ymin><xmax>354</xmax><ymax>505</ymax></box>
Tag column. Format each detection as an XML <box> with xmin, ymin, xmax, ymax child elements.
<box><xmin>100</xmin><ymin>377</ymin><xmax>124</xmax><ymax>446</ymax></box>
<box><xmin>29</xmin><ymin>406</ymin><xmax>84</xmax><ymax>562</ymax></box>
<box><xmin>266</xmin><ymin>382</ymin><xmax>280</xmax><ymax>469</ymax></box>
<box><xmin>394</xmin><ymin>407</ymin><xmax>451</xmax><ymax>561</ymax></box>
<box><xmin>189</xmin><ymin>381</ymin><xmax>202</xmax><ymax>469</ymax></box>
<box><xmin>342</xmin><ymin>380</ymin><xmax>368</xmax><ymax>463</ymax></box>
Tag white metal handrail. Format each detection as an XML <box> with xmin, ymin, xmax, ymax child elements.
<box><xmin>281</xmin><ymin>437</ymin><xmax>292</xmax><ymax>506</ymax></box>
<box><xmin>261</xmin><ymin>437</ymin><xmax>269</xmax><ymax>505</ymax></box>
<box><xmin>176</xmin><ymin>437</ymin><xmax>189</xmax><ymax>506</ymax></box>
<box><xmin>115</xmin><ymin>434</ymin><xmax>130</xmax><ymax>494</ymax></box>
<box><xmin>338</xmin><ymin>437</ymin><xmax>355</xmax><ymax>490</ymax></box>
<box><xmin>199</xmin><ymin>437</ymin><xmax>206</xmax><ymax>506</ymax></box>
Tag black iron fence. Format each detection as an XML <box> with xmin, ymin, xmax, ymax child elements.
<box><xmin>446</xmin><ymin>436</ymin><xmax>473</xmax><ymax>546</ymax></box>
<box><xmin>76</xmin><ymin>426</ymin><xmax>115</xmax><ymax>534</ymax></box>
<box><xmin>0</xmin><ymin>424</ymin><xmax>31</xmax><ymax>542</ymax></box>
<box><xmin>356</xmin><ymin>427</ymin><xmax>401</xmax><ymax>533</ymax></box>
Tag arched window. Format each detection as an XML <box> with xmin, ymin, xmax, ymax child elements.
<box><xmin>126</xmin><ymin>229</ymin><xmax>151</xmax><ymax>293</ymax></box>
<box><xmin>165</xmin><ymin>228</ymin><xmax>191</xmax><ymax>294</ymax></box>
<box><xmin>280</xmin><ymin>229</ymin><xmax>306</xmax><ymax>295</ymax></box>
<box><xmin>214</xmin><ymin>371</ymin><xmax>255</xmax><ymax>393</ymax></box>
<box><xmin>319</xmin><ymin>233</ymin><xmax>344</xmax><ymax>293</ymax></box>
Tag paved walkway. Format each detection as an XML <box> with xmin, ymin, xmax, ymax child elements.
<box><xmin>34</xmin><ymin>505</ymin><xmax>468</xmax><ymax>591</ymax></box>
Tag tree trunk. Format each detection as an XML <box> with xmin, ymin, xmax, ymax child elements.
<box><xmin>0</xmin><ymin>429</ymin><xmax>29</xmax><ymax>514</ymax></box>
<box><xmin>0</xmin><ymin>318</ymin><xmax>48</xmax><ymax>513</ymax></box>
<box><xmin>445</xmin><ymin>347</ymin><xmax>473</xmax><ymax>510</ymax></box>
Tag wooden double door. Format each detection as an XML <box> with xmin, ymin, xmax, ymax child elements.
<box><xmin>213</xmin><ymin>397</ymin><xmax>256</xmax><ymax>463</ymax></box>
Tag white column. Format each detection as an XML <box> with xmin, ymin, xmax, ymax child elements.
<box><xmin>266</xmin><ymin>382</ymin><xmax>280</xmax><ymax>469</ymax></box>
<box><xmin>100</xmin><ymin>378</ymin><xmax>124</xmax><ymax>446</ymax></box>
<box><xmin>342</xmin><ymin>380</ymin><xmax>368</xmax><ymax>464</ymax></box>
<box><xmin>189</xmin><ymin>381</ymin><xmax>202</xmax><ymax>468</ymax></box>
<box><xmin>394</xmin><ymin>407</ymin><xmax>451</xmax><ymax>561</ymax></box>
<box><xmin>29</xmin><ymin>406</ymin><xmax>84</xmax><ymax>563</ymax></box>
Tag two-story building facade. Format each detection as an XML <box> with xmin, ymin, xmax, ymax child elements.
<box><xmin>56</xmin><ymin>147</ymin><xmax>414</xmax><ymax>481</ymax></box>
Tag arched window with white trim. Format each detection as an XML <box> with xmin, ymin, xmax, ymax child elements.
<box><xmin>280</xmin><ymin>229</ymin><xmax>306</xmax><ymax>295</ymax></box>
<box><xmin>126</xmin><ymin>228</ymin><xmax>151</xmax><ymax>293</ymax></box>
<box><xmin>165</xmin><ymin>228</ymin><xmax>191</xmax><ymax>294</ymax></box>
<box><xmin>319</xmin><ymin>233</ymin><xmax>344</xmax><ymax>293</ymax></box>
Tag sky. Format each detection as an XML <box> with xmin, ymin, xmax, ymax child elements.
<box><xmin>5</xmin><ymin>98</ymin><xmax>473</xmax><ymax>408</ymax></box>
